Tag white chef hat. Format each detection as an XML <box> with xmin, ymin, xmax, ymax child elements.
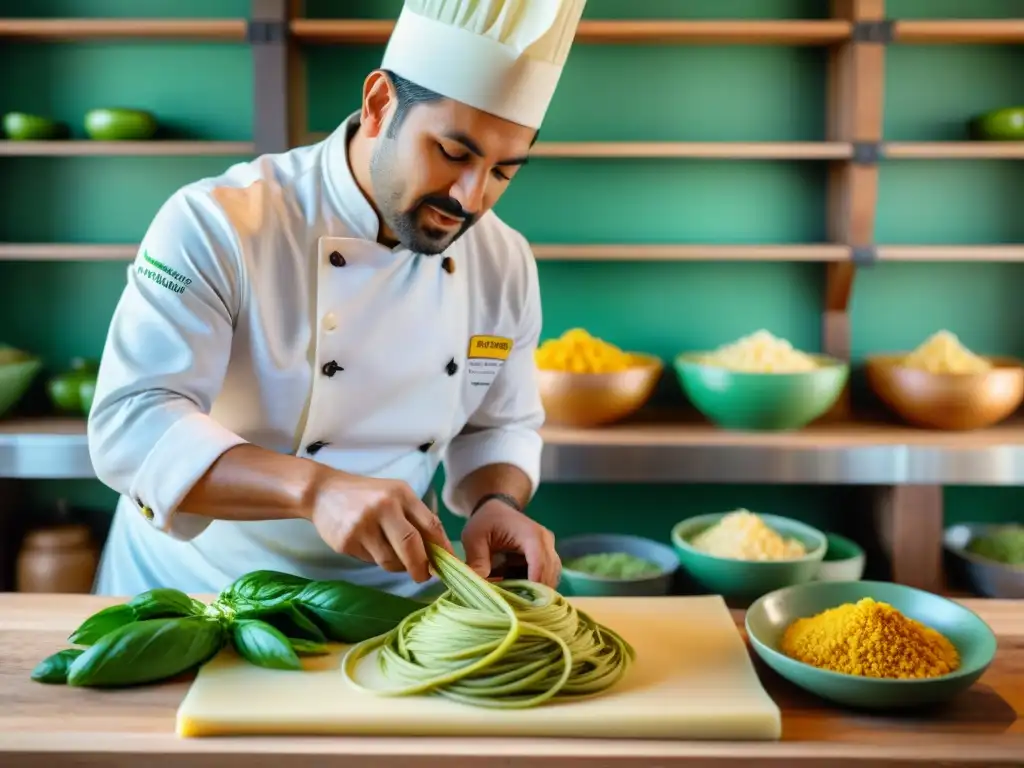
<box><xmin>380</xmin><ymin>0</ymin><xmax>586</xmax><ymax>130</ymax></box>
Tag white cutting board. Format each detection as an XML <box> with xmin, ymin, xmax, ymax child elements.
<box><xmin>176</xmin><ymin>595</ymin><xmax>781</xmax><ymax>740</ymax></box>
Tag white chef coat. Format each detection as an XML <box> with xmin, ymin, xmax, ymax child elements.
<box><xmin>88</xmin><ymin>112</ymin><xmax>545</xmax><ymax>598</ymax></box>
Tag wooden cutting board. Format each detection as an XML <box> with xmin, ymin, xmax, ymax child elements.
<box><xmin>176</xmin><ymin>594</ymin><xmax>782</xmax><ymax>741</ymax></box>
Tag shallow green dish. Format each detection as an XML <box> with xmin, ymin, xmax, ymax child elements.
<box><xmin>745</xmin><ymin>580</ymin><xmax>998</xmax><ymax>710</ymax></box>
<box><xmin>671</xmin><ymin>513</ymin><xmax>827</xmax><ymax>601</ymax></box>
<box><xmin>0</xmin><ymin>350</ymin><xmax>43</xmax><ymax>418</ymax></box>
<box><xmin>673</xmin><ymin>352</ymin><xmax>849</xmax><ymax>431</ymax></box>
<box><xmin>815</xmin><ymin>533</ymin><xmax>866</xmax><ymax>582</ymax></box>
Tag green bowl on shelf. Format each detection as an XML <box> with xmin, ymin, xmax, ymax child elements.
<box><xmin>2</xmin><ymin>112</ymin><xmax>65</xmax><ymax>140</ymax></box>
<box><xmin>745</xmin><ymin>580</ymin><xmax>998</xmax><ymax>710</ymax></box>
<box><xmin>0</xmin><ymin>347</ymin><xmax>43</xmax><ymax>418</ymax></box>
<box><xmin>670</xmin><ymin>513</ymin><xmax>827</xmax><ymax>601</ymax></box>
<box><xmin>673</xmin><ymin>353</ymin><xmax>849</xmax><ymax>431</ymax></box>
<box><xmin>968</xmin><ymin>106</ymin><xmax>1024</xmax><ymax>141</ymax></box>
<box><xmin>84</xmin><ymin>108</ymin><xmax>158</xmax><ymax>141</ymax></box>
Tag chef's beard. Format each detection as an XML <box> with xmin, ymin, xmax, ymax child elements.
<box><xmin>369</xmin><ymin>139</ymin><xmax>476</xmax><ymax>255</ymax></box>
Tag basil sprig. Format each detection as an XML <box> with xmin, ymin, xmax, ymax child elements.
<box><xmin>33</xmin><ymin>569</ymin><xmax>426</xmax><ymax>688</ymax></box>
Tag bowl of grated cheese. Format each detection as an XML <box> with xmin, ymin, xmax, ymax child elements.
<box><xmin>866</xmin><ymin>330</ymin><xmax>1023</xmax><ymax>430</ymax></box>
<box><xmin>673</xmin><ymin>330</ymin><xmax>849</xmax><ymax>431</ymax></box>
<box><xmin>671</xmin><ymin>509</ymin><xmax>827</xmax><ymax>601</ymax></box>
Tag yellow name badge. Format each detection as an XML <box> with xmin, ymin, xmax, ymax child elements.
<box><xmin>467</xmin><ymin>335</ymin><xmax>513</xmax><ymax>361</ymax></box>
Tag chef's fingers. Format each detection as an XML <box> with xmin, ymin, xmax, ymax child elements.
<box><xmin>522</xmin><ymin>531</ymin><xmax>560</xmax><ymax>587</ymax></box>
<box><xmin>360</xmin><ymin>527</ymin><xmax>406</xmax><ymax>573</ymax></box>
<box><xmin>462</xmin><ymin>533</ymin><xmax>492</xmax><ymax>579</ymax></box>
<box><xmin>380</xmin><ymin>512</ymin><xmax>432</xmax><ymax>582</ymax></box>
<box><xmin>403</xmin><ymin>497</ymin><xmax>455</xmax><ymax>555</ymax></box>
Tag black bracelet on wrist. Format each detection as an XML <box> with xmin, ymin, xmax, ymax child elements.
<box><xmin>470</xmin><ymin>492</ymin><xmax>523</xmax><ymax>517</ymax></box>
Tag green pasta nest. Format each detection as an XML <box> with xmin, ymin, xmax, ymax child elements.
<box><xmin>342</xmin><ymin>544</ymin><xmax>636</xmax><ymax>708</ymax></box>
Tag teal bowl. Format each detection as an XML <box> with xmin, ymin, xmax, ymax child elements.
<box><xmin>673</xmin><ymin>352</ymin><xmax>849</xmax><ymax>431</ymax></box>
<box><xmin>557</xmin><ymin>533</ymin><xmax>679</xmax><ymax>597</ymax></box>
<box><xmin>671</xmin><ymin>513</ymin><xmax>827</xmax><ymax>601</ymax></box>
<box><xmin>0</xmin><ymin>350</ymin><xmax>42</xmax><ymax>418</ymax></box>
<box><xmin>815</xmin><ymin>533</ymin><xmax>866</xmax><ymax>582</ymax></box>
<box><xmin>745</xmin><ymin>580</ymin><xmax>998</xmax><ymax>709</ymax></box>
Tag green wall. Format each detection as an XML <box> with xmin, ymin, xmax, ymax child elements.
<box><xmin>1</xmin><ymin>0</ymin><xmax>1022</xmax><ymax>555</ymax></box>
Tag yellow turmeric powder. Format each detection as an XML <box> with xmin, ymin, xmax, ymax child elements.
<box><xmin>780</xmin><ymin>597</ymin><xmax>960</xmax><ymax>679</ymax></box>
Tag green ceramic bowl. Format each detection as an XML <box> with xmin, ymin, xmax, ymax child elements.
<box><xmin>557</xmin><ymin>533</ymin><xmax>679</xmax><ymax>597</ymax></box>
<box><xmin>673</xmin><ymin>352</ymin><xmax>849</xmax><ymax>431</ymax></box>
<box><xmin>815</xmin><ymin>533</ymin><xmax>866</xmax><ymax>582</ymax></box>
<box><xmin>746</xmin><ymin>580</ymin><xmax>998</xmax><ymax>709</ymax></box>
<box><xmin>0</xmin><ymin>348</ymin><xmax>42</xmax><ymax>418</ymax></box>
<box><xmin>671</xmin><ymin>513</ymin><xmax>827</xmax><ymax>600</ymax></box>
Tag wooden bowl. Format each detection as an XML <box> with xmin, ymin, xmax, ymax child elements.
<box><xmin>537</xmin><ymin>353</ymin><xmax>663</xmax><ymax>428</ymax></box>
<box><xmin>865</xmin><ymin>354</ymin><xmax>1024</xmax><ymax>430</ymax></box>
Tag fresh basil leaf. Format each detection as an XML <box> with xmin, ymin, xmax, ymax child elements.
<box><xmin>288</xmin><ymin>638</ymin><xmax>329</xmax><ymax>656</ymax></box>
<box><xmin>127</xmin><ymin>588</ymin><xmax>202</xmax><ymax>620</ymax></box>
<box><xmin>68</xmin><ymin>603</ymin><xmax>138</xmax><ymax>646</ymax></box>
<box><xmin>232</xmin><ymin>619</ymin><xmax>301</xmax><ymax>670</ymax></box>
<box><xmin>30</xmin><ymin>648</ymin><xmax>85</xmax><ymax>684</ymax></box>
<box><xmin>241</xmin><ymin>603</ymin><xmax>326</xmax><ymax>644</ymax></box>
<box><xmin>67</xmin><ymin>617</ymin><xmax>225</xmax><ymax>688</ymax></box>
<box><xmin>220</xmin><ymin>570</ymin><xmax>312</xmax><ymax>611</ymax></box>
<box><xmin>294</xmin><ymin>580</ymin><xmax>422</xmax><ymax>643</ymax></box>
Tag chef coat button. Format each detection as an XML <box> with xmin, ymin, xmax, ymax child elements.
<box><xmin>321</xmin><ymin>360</ymin><xmax>342</xmax><ymax>377</ymax></box>
<box><xmin>329</xmin><ymin>251</ymin><xmax>346</xmax><ymax>268</ymax></box>
<box><xmin>441</xmin><ymin>256</ymin><xmax>455</xmax><ymax>274</ymax></box>
<box><xmin>306</xmin><ymin>441</ymin><xmax>329</xmax><ymax>455</ymax></box>
<box><xmin>445</xmin><ymin>358</ymin><xmax>458</xmax><ymax>376</ymax></box>
<box><xmin>135</xmin><ymin>498</ymin><xmax>153</xmax><ymax>520</ymax></box>
<box><xmin>322</xmin><ymin>313</ymin><xmax>338</xmax><ymax>332</ymax></box>
<box><xmin>418</xmin><ymin>440</ymin><xmax>435</xmax><ymax>452</ymax></box>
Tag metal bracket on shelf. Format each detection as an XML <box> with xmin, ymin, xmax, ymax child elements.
<box><xmin>246</xmin><ymin>19</ymin><xmax>287</xmax><ymax>44</ymax></box>
<box><xmin>852</xmin><ymin>141</ymin><xmax>883</xmax><ymax>165</ymax></box>
<box><xmin>852</xmin><ymin>19</ymin><xmax>894</xmax><ymax>44</ymax></box>
<box><xmin>851</xmin><ymin>245</ymin><xmax>878</xmax><ymax>267</ymax></box>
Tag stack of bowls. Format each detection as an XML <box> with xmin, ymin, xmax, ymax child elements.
<box><xmin>537</xmin><ymin>353</ymin><xmax>663</xmax><ymax>428</ymax></box>
<box><xmin>866</xmin><ymin>354</ymin><xmax>1023</xmax><ymax>430</ymax></box>
<box><xmin>673</xmin><ymin>352</ymin><xmax>849</xmax><ymax>431</ymax></box>
<box><xmin>670</xmin><ymin>512</ymin><xmax>828</xmax><ymax>601</ymax></box>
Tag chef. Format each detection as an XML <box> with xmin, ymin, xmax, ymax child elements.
<box><xmin>86</xmin><ymin>0</ymin><xmax>587</xmax><ymax>598</ymax></box>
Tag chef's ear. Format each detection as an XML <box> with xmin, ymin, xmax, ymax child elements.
<box><xmin>360</xmin><ymin>69</ymin><xmax>397</xmax><ymax>139</ymax></box>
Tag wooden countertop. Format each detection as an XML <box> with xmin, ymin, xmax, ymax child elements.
<box><xmin>1</xmin><ymin>594</ymin><xmax>1021</xmax><ymax>767</ymax></box>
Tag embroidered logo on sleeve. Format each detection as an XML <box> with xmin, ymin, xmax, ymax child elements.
<box><xmin>466</xmin><ymin>335</ymin><xmax>512</xmax><ymax>387</ymax></box>
<box><xmin>136</xmin><ymin>250</ymin><xmax>193</xmax><ymax>296</ymax></box>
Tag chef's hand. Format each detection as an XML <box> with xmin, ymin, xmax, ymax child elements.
<box><xmin>461</xmin><ymin>500</ymin><xmax>561</xmax><ymax>587</ymax></box>
<box><xmin>309</xmin><ymin>473</ymin><xmax>454</xmax><ymax>583</ymax></box>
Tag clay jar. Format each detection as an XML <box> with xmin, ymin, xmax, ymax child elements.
<box><xmin>16</xmin><ymin>524</ymin><xmax>98</xmax><ymax>593</ymax></box>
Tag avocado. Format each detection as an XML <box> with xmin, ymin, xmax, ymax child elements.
<box><xmin>84</xmin><ymin>108</ymin><xmax>158</xmax><ymax>141</ymax></box>
<box><xmin>2</xmin><ymin>112</ymin><xmax>65</xmax><ymax>140</ymax></box>
<box><xmin>968</xmin><ymin>106</ymin><xmax>1024</xmax><ymax>141</ymax></box>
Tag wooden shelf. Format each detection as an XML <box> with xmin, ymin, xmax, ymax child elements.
<box><xmin>0</xmin><ymin>244</ymin><xmax>136</xmax><ymax>261</ymax></box>
<box><xmin>894</xmin><ymin>20</ymin><xmax>1024</xmax><ymax>44</ymax></box>
<box><xmin>541</xmin><ymin>412</ymin><xmax>1024</xmax><ymax>449</ymax></box>
<box><xmin>877</xmin><ymin>245</ymin><xmax>1024</xmax><ymax>262</ymax></box>
<box><xmin>0</xmin><ymin>141</ymin><xmax>255</xmax><ymax>157</ymax></box>
<box><xmin>303</xmin><ymin>134</ymin><xmax>853</xmax><ymax>159</ymax></box>
<box><xmin>531</xmin><ymin>244</ymin><xmax>847</xmax><ymax>261</ymax></box>
<box><xmin>885</xmin><ymin>142</ymin><xmax>1024</xmax><ymax>160</ymax></box>
<box><xmin>8</xmin><ymin>243</ymin><xmax>1024</xmax><ymax>263</ymax></box>
<box><xmin>0</xmin><ymin>18</ymin><xmax>247</xmax><ymax>41</ymax></box>
<box><xmin>290</xmin><ymin>19</ymin><xmax>852</xmax><ymax>45</ymax></box>
<box><xmin>0</xmin><ymin>243</ymin><xmax>847</xmax><ymax>263</ymax></box>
